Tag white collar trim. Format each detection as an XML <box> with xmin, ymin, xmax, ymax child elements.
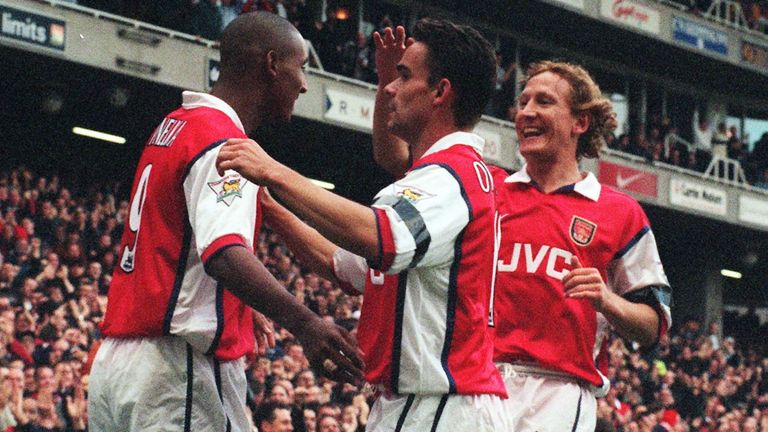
<box><xmin>421</xmin><ymin>131</ymin><xmax>485</xmax><ymax>159</ymax></box>
<box><xmin>504</xmin><ymin>164</ymin><xmax>601</xmax><ymax>201</ymax></box>
<box><xmin>181</xmin><ymin>91</ymin><xmax>245</xmax><ymax>134</ymax></box>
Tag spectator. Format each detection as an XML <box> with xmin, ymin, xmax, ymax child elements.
<box><xmin>317</xmin><ymin>414</ymin><xmax>341</xmax><ymax>432</ymax></box>
<box><xmin>486</xmin><ymin>51</ymin><xmax>515</xmax><ymax>118</ymax></box>
<box><xmin>313</xmin><ymin>8</ymin><xmax>346</xmax><ymax>74</ymax></box>
<box><xmin>303</xmin><ymin>407</ymin><xmax>317</xmax><ymax>432</ymax></box>
<box><xmin>274</xmin><ymin>0</ymin><xmax>287</xmax><ymax>19</ymax></box>
<box><xmin>218</xmin><ymin>0</ymin><xmax>243</xmax><ymax>31</ymax></box>
<box><xmin>344</xmin><ymin>32</ymin><xmax>375</xmax><ymax>83</ymax></box>
<box><xmin>754</xmin><ymin>168</ymin><xmax>768</xmax><ymax>189</ymax></box>
<box><xmin>712</xmin><ymin>122</ymin><xmax>729</xmax><ymax>159</ymax></box>
<box><xmin>255</xmin><ymin>401</ymin><xmax>294</xmax><ymax>432</ymax></box>
<box><xmin>749</xmin><ymin>132</ymin><xmax>768</xmax><ymax>181</ymax></box>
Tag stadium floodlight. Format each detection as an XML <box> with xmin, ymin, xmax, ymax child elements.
<box><xmin>309</xmin><ymin>178</ymin><xmax>335</xmax><ymax>190</ymax></box>
<box><xmin>720</xmin><ymin>269</ymin><xmax>742</xmax><ymax>279</ymax></box>
<box><xmin>72</xmin><ymin>127</ymin><xmax>126</xmax><ymax>145</ymax></box>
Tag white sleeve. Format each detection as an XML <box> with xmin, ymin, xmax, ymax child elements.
<box><xmin>372</xmin><ymin>164</ymin><xmax>470</xmax><ymax>273</ymax></box>
<box><xmin>332</xmin><ymin>248</ymin><xmax>368</xmax><ymax>294</ymax></box>
<box><xmin>184</xmin><ymin>144</ymin><xmax>259</xmax><ymax>259</ymax></box>
<box><xmin>607</xmin><ymin>228</ymin><xmax>672</xmax><ymax>329</ymax></box>
<box><xmin>607</xmin><ymin>228</ymin><xmax>669</xmax><ymax>296</ymax></box>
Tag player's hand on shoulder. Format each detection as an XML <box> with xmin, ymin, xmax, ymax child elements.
<box><xmin>215</xmin><ymin>138</ymin><xmax>276</xmax><ymax>184</ymax></box>
<box><xmin>298</xmin><ymin>316</ymin><xmax>364</xmax><ymax>385</ymax></box>
<box><xmin>562</xmin><ymin>255</ymin><xmax>611</xmax><ymax>311</ymax></box>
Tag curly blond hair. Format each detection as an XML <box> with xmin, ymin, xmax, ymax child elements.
<box><xmin>524</xmin><ymin>61</ymin><xmax>618</xmax><ymax>159</ymax></box>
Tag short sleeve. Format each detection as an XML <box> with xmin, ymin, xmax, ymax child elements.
<box><xmin>183</xmin><ymin>142</ymin><xmax>258</xmax><ymax>264</ymax></box>
<box><xmin>332</xmin><ymin>248</ymin><xmax>368</xmax><ymax>294</ymax></box>
<box><xmin>370</xmin><ymin>164</ymin><xmax>470</xmax><ymax>274</ymax></box>
<box><xmin>607</xmin><ymin>203</ymin><xmax>671</xmax><ymax>331</ymax></box>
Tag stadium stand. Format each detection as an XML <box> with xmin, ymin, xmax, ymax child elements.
<box><xmin>0</xmin><ymin>161</ymin><xmax>765</xmax><ymax>430</ymax></box>
<box><xmin>53</xmin><ymin>0</ymin><xmax>768</xmax><ymax>189</ymax></box>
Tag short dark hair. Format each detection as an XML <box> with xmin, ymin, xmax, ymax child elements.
<box><xmin>219</xmin><ymin>12</ymin><xmax>302</xmax><ymax>79</ymax></box>
<box><xmin>254</xmin><ymin>401</ymin><xmax>292</xmax><ymax>427</ymax></box>
<box><xmin>411</xmin><ymin>18</ymin><xmax>496</xmax><ymax>129</ymax></box>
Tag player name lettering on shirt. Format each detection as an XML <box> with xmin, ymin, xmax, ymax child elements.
<box><xmin>147</xmin><ymin>118</ymin><xmax>187</xmax><ymax>147</ymax></box>
<box><xmin>497</xmin><ymin>243</ymin><xmax>573</xmax><ymax>280</ymax></box>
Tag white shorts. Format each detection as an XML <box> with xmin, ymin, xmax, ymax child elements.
<box><xmin>88</xmin><ymin>337</ymin><xmax>249</xmax><ymax>432</ymax></box>
<box><xmin>497</xmin><ymin>363</ymin><xmax>596</xmax><ymax>432</ymax></box>
<box><xmin>366</xmin><ymin>392</ymin><xmax>508</xmax><ymax>431</ymax></box>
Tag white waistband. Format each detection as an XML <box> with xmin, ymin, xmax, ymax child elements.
<box><xmin>495</xmin><ymin>362</ymin><xmax>578</xmax><ymax>382</ymax></box>
<box><xmin>495</xmin><ymin>362</ymin><xmax>610</xmax><ymax>397</ymax></box>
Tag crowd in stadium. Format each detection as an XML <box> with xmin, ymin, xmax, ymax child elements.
<box><xmin>667</xmin><ymin>0</ymin><xmax>768</xmax><ymax>33</ymax></box>
<box><xmin>0</xmin><ymin>164</ymin><xmax>764</xmax><ymax>431</ymax></box>
<box><xmin>57</xmin><ymin>0</ymin><xmax>768</xmax><ymax>189</ymax></box>
<box><xmin>605</xmin><ymin>115</ymin><xmax>768</xmax><ymax>187</ymax></box>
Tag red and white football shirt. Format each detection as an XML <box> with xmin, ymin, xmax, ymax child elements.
<box><xmin>334</xmin><ymin>132</ymin><xmax>506</xmax><ymax>397</ymax></box>
<box><xmin>101</xmin><ymin>92</ymin><xmax>260</xmax><ymax>361</ymax></box>
<box><xmin>491</xmin><ymin>165</ymin><xmax>671</xmax><ymax>386</ymax></box>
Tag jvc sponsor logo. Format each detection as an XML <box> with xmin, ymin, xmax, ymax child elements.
<box><xmin>2</xmin><ymin>12</ymin><xmax>46</xmax><ymax>43</ymax></box>
<box><xmin>498</xmin><ymin>243</ymin><xmax>573</xmax><ymax>280</ymax></box>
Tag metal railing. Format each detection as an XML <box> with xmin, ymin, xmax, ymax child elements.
<box><xmin>664</xmin><ymin>133</ymin><xmax>696</xmax><ymax>159</ymax></box>
<box><xmin>704</xmin><ymin>155</ymin><xmax>748</xmax><ymax>185</ymax></box>
<box><xmin>649</xmin><ymin>0</ymin><xmax>689</xmax><ymax>11</ymax></box>
<box><xmin>650</xmin><ymin>0</ymin><xmax>768</xmax><ymax>39</ymax></box>
<box><xmin>35</xmin><ymin>0</ymin><xmax>325</xmax><ymax>71</ymax></box>
<box><xmin>38</xmin><ymin>0</ymin><xmax>219</xmax><ymax>48</ymax></box>
<box><xmin>663</xmin><ymin>134</ymin><xmax>748</xmax><ymax>185</ymax></box>
<box><xmin>704</xmin><ymin>0</ymin><xmax>751</xmax><ymax>31</ymax></box>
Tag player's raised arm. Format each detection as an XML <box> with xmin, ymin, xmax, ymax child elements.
<box><xmin>216</xmin><ymin>138</ymin><xmax>381</xmax><ymax>263</ymax></box>
<box><xmin>261</xmin><ymin>188</ymin><xmax>367</xmax><ymax>295</ymax></box>
<box><xmin>261</xmin><ymin>188</ymin><xmax>338</xmax><ymax>283</ymax></box>
<box><xmin>372</xmin><ymin>26</ymin><xmax>411</xmax><ymax>178</ymax></box>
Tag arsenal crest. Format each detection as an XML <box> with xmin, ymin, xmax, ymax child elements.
<box><xmin>570</xmin><ymin>216</ymin><xmax>597</xmax><ymax>246</ymax></box>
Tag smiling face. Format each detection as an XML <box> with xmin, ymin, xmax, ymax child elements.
<box><xmin>268</xmin><ymin>33</ymin><xmax>309</xmax><ymax>123</ymax></box>
<box><xmin>515</xmin><ymin>71</ymin><xmax>587</xmax><ymax>163</ymax></box>
<box><xmin>384</xmin><ymin>42</ymin><xmax>435</xmax><ymax>143</ymax></box>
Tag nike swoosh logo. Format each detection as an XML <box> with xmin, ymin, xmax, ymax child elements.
<box><xmin>616</xmin><ymin>172</ymin><xmax>644</xmax><ymax>188</ymax></box>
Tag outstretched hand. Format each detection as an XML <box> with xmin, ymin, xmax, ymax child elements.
<box><xmin>562</xmin><ymin>255</ymin><xmax>611</xmax><ymax>312</ymax></box>
<box><xmin>298</xmin><ymin>316</ymin><xmax>364</xmax><ymax>385</ymax></box>
<box><xmin>216</xmin><ymin>138</ymin><xmax>278</xmax><ymax>185</ymax></box>
<box><xmin>373</xmin><ymin>26</ymin><xmax>412</xmax><ymax>86</ymax></box>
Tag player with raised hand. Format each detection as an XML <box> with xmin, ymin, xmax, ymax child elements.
<box><xmin>370</xmin><ymin>30</ymin><xmax>671</xmax><ymax>431</ymax></box>
<box><xmin>217</xmin><ymin>17</ymin><xmax>508</xmax><ymax>432</ymax></box>
<box><xmin>371</xmin><ymin>25</ymin><xmax>412</xmax><ymax>178</ymax></box>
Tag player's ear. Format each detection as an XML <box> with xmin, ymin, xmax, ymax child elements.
<box><xmin>433</xmin><ymin>78</ymin><xmax>451</xmax><ymax>103</ymax></box>
<box><xmin>266</xmin><ymin>50</ymin><xmax>279</xmax><ymax>77</ymax></box>
<box><xmin>572</xmin><ymin>111</ymin><xmax>590</xmax><ymax>135</ymax></box>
